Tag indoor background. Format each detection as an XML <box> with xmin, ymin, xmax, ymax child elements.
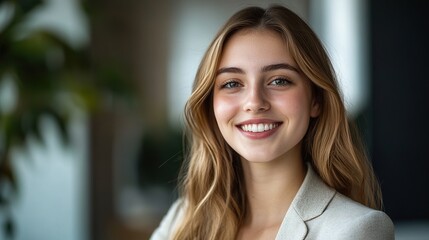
<box><xmin>0</xmin><ymin>0</ymin><xmax>428</xmax><ymax>239</ymax></box>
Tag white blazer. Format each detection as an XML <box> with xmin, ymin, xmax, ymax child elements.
<box><xmin>151</xmin><ymin>165</ymin><xmax>395</xmax><ymax>239</ymax></box>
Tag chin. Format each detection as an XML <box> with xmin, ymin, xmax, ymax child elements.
<box><xmin>240</xmin><ymin>153</ymin><xmax>280</xmax><ymax>163</ymax></box>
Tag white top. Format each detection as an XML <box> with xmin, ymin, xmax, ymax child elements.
<box><xmin>150</xmin><ymin>165</ymin><xmax>395</xmax><ymax>240</ymax></box>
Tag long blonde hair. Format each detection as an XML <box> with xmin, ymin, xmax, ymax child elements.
<box><xmin>173</xmin><ymin>5</ymin><xmax>382</xmax><ymax>240</ymax></box>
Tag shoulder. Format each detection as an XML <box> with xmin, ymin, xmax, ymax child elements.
<box><xmin>308</xmin><ymin>193</ymin><xmax>395</xmax><ymax>240</ymax></box>
<box><xmin>150</xmin><ymin>199</ymin><xmax>184</xmax><ymax>240</ymax></box>
<box><xmin>333</xmin><ymin>209</ymin><xmax>394</xmax><ymax>240</ymax></box>
<box><xmin>293</xmin><ymin>165</ymin><xmax>394</xmax><ymax>239</ymax></box>
<box><xmin>279</xmin><ymin>165</ymin><xmax>395</xmax><ymax>239</ymax></box>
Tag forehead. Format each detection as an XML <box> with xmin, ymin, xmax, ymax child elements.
<box><xmin>219</xmin><ymin>28</ymin><xmax>296</xmax><ymax>69</ymax></box>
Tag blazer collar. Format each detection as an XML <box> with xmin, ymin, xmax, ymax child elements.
<box><xmin>275</xmin><ymin>163</ymin><xmax>336</xmax><ymax>240</ymax></box>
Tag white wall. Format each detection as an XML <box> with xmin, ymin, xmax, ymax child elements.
<box><xmin>309</xmin><ymin>0</ymin><xmax>369</xmax><ymax>116</ymax></box>
<box><xmin>12</xmin><ymin>115</ymin><xmax>88</xmax><ymax>240</ymax></box>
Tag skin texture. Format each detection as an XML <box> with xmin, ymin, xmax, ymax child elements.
<box><xmin>213</xmin><ymin>29</ymin><xmax>320</xmax><ymax>239</ymax></box>
<box><xmin>213</xmin><ymin>29</ymin><xmax>319</xmax><ymax>164</ymax></box>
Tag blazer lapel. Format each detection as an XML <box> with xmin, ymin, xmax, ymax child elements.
<box><xmin>275</xmin><ymin>164</ymin><xmax>336</xmax><ymax>240</ymax></box>
<box><xmin>275</xmin><ymin>207</ymin><xmax>307</xmax><ymax>240</ymax></box>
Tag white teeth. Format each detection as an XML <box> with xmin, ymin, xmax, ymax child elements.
<box><xmin>240</xmin><ymin>123</ymin><xmax>278</xmax><ymax>133</ymax></box>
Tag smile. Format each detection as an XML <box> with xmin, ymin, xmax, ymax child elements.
<box><xmin>240</xmin><ymin>123</ymin><xmax>279</xmax><ymax>133</ymax></box>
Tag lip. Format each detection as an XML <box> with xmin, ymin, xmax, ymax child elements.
<box><xmin>236</xmin><ymin>119</ymin><xmax>282</xmax><ymax>140</ymax></box>
<box><xmin>236</xmin><ymin>118</ymin><xmax>282</xmax><ymax>125</ymax></box>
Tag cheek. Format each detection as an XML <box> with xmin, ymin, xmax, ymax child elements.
<box><xmin>272</xmin><ymin>91</ymin><xmax>312</xmax><ymax>117</ymax></box>
<box><xmin>213</xmin><ymin>94</ymin><xmax>238</xmax><ymax>125</ymax></box>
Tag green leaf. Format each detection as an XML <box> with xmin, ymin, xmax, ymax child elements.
<box><xmin>3</xmin><ymin>113</ymin><xmax>25</xmax><ymax>147</ymax></box>
<box><xmin>0</xmin><ymin>154</ymin><xmax>18</xmax><ymax>194</ymax></box>
<box><xmin>4</xmin><ymin>214</ymin><xmax>15</xmax><ymax>238</ymax></box>
<box><xmin>16</xmin><ymin>0</ymin><xmax>44</xmax><ymax>15</ymax></box>
<box><xmin>42</xmin><ymin>108</ymin><xmax>69</xmax><ymax>145</ymax></box>
<box><xmin>30</xmin><ymin>113</ymin><xmax>43</xmax><ymax>144</ymax></box>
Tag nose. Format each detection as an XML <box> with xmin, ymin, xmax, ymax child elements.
<box><xmin>243</xmin><ymin>85</ymin><xmax>270</xmax><ymax>113</ymax></box>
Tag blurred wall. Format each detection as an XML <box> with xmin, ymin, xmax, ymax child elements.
<box><xmin>11</xmin><ymin>114</ymin><xmax>88</xmax><ymax>240</ymax></box>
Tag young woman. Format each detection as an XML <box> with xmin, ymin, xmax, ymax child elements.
<box><xmin>151</xmin><ymin>5</ymin><xmax>394</xmax><ymax>240</ymax></box>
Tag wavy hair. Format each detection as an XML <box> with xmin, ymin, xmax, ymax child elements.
<box><xmin>173</xmin><ymin>5</ymin><xmax>382</xmax><ymax>240</ymax></box>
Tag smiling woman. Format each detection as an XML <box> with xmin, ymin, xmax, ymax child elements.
<box><xmin>151</xmin><ymin>5</ymin><xmax>394</xmax><ymax>240</ymax></box>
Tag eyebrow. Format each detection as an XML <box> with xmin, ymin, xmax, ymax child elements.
<box><xmin>216</xmin><ymin>63</ymin><xmax>299</xmax><ymax>76</ymax></box>
<box><xmin>216</xmin><ymin>67</ymin><xmax>244</xmax><ymax>75</ymax></box>
<box><xmin>262</xmin><ymin>63</ymin><xmax>299</xmax><ymax>73</ymax></box>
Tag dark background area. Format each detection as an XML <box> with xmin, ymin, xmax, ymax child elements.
<box><xmin>370</xmin><ymin>0</ymin><xmax>429</xmax><ymax>221</ymax></box>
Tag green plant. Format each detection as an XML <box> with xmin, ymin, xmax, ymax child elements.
<box><xmin>0</xmin><ymin>0</ymin><xmax>132</xmax><ymax>238</ymax></box>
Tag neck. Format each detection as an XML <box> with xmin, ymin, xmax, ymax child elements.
<box><xmin>240</xmin><ymin>152</ymin><xmax>306</xmax><ymax>228</ymax></box>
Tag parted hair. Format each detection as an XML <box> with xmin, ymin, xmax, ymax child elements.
<box><xmin>173</xmin><ymin>5</ymin><xmax>382</xmax><ymax>240</ymax></box>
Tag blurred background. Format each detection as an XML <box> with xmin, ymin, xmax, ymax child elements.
<box><xmin>0</xmin><ymin>0</ymin><xmax>428</xmax><ymax>239</ymax></box>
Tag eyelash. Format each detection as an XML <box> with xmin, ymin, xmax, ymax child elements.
<box><xmin>269</xmin><ymin>77</ymin><xmax>292</xmax><ymax>86</ymax></box>
<box><xmin>220</xmin><ymin>80</ymin><xmax>242</xmax><ymax>89</ymax></box>
<box><xmin>219</xmin><ymin>77</ymin><xmax>292</xmax><ymax>89</ymax></box>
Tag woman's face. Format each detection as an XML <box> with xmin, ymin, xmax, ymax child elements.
<box><xmin>213</xmin><ymin>29</ymin><xmax>319</xmax><ymax>163</ymax></box>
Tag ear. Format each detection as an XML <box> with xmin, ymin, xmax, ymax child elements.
<box><xmin>310</xmin><ymin>99</ymin><xmax>320</xmax><ymax>118</ymax></box>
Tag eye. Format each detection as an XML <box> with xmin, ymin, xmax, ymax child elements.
<box><xmin>221</xmin><ymin>80</ymin><xmax>242</xmax><ymax>89</ymax></box>
<box><xmin>269</xmin><ymin>77</ymin><xmax>292</xmax><ymax>86</ymax></box>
